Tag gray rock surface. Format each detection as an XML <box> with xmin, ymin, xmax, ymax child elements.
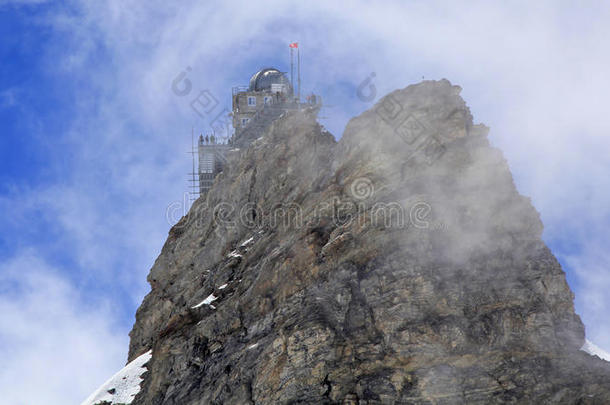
<box><xmin>128</xmin><ymin>80</ymin><xmax>610</xmax><ymax>404</ymax></box>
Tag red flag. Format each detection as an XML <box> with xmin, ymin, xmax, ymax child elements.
<box><xmin>289</xmin><ymin>42</ymin><xmax>298</xmax><ymax>48</ymax></box>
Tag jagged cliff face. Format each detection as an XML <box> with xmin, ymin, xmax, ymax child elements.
<box><xmin>128</xmin><ymin>80</ymin><xmax>610</xmax><ymax>404</ymax></box>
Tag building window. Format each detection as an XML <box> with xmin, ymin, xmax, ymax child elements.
<box><xmin>264</xmin><ymin>96</ymin><xmax>272</xmax><ymax>105</ymax></box>
<box><xmin>271</xmin><ymin>83</ymin><xmax>286</xmax><ymax>93</ymax></box>
<box><xmin>247</xmin><ymin>96</ymin><xmax>256</xmax><ymax>106</ymax></box>
<box><xmin>241</xmin><ymin>117</ymin><xmax>250</xmax><ymax>126</ymax></box>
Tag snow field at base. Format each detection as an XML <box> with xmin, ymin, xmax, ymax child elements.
<box><xmin>581</xmin><ymin>339</ymin><xmax>610</xmax><ymax>361</ymax></box>
<box><xmin>81</xmin><ymin>350</ymin><xmax>152</xmax><ymax>405</ymax></box>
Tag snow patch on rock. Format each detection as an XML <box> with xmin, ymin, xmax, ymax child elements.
<box><xmin>81</xmin><ymin>350</ymin><xmax>152</xmax><ymax>405</ymax></box>
<box><xmin>240</xmin><ymin>237</ymin><xmax>254</xmax><ymax>247</ymax></box>
<box><xmin>228</xmin><ymin>250</ymin><xmax>242</xmax><ymax>258</ymax></box>
<box><xmin>581</xmin><ymin>339</ymin><xmax>610</xmax><ymax>362</ymax></box>
<box><xmin>192</xmin><ymin>293</ymin><xmax>217</xmax><ymax>308</ymax></box>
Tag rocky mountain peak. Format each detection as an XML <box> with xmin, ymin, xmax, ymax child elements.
<box><xmin>120</xmin><ymin>80</ymin><xmax>610</xmax><ymax>404</ymax></box>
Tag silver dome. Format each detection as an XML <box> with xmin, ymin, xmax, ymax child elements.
<box><xmin>248</xmin><ymin>67</ymin><xmax>292</xmax><ymax>93</ymax></box>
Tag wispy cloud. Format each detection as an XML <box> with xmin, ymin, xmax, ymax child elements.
<box><xmin>0</xmin><ymin>252</ymin><xmax>127</xmax><ymax>405</ymax></box>
<box><xmin>1</xmin><ymin>1</ymin><xmax>609</xmax><ymax>402</ymax></box>
<box><xmin>0</xmin><ymin>88</ymin><xmax>18</xmax><ymax>108</ymax></box>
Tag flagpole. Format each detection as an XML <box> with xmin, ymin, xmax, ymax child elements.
<box><xmin>297</xmin><ymin>47</ymin><xmax>301</xmax><ymax>102</ymax></box>
<box><xmin>290</xmin><ymin>46</ymin><xmax>294</xmax><ymax>95</ymax></box>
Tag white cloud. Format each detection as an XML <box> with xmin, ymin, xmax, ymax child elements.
<box><xmin>0</xmin><ymin>252</ymin><xmax>127</xmax><ymax>405</ymax></box>
<box><xmin>54</xmin><ymin>0</ymin><xmax>610</xmax><ymax>338</ymax></box>
<box><xmin>2</xmin><ymin>1</ymin><xmax>609</xmax><ymax>400</ymax></box>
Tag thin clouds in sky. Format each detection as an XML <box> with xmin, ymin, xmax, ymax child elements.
<box><xmin>0</xmin><ymin>1</ymin><xmax>609</xmax><ymax>403</ymax></box>
<box><xmin>0</xmin><ymin>252</ymin><xmax>127</xmax><ymax>404</ymax></box>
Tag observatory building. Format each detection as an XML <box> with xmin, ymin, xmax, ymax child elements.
<box><xmin>196</xmin><ymin>66</ymin><xmax>320</xmax><ymax>196</ymax></box>
<box><xmin>231</xmin><ymin>67</ymin><xmax>293</xmax><ymax>132</ymax></box>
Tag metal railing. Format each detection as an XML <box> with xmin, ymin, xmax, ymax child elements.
<box><xmin>232</xmin><ymin>86</ymin><xmax>249</xmax><ymax>96</ymax></box>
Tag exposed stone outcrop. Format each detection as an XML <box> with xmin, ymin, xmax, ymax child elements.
<box><xmin>128</xmin><ymin>80</ymin><xmax>610</xmax><ymax>404</ymax></box>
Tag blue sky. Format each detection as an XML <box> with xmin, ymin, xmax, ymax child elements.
<box><xmin>1</xmin><ymin>1</ymin><xmax>609</xmax><ymax>403</ymax></box>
